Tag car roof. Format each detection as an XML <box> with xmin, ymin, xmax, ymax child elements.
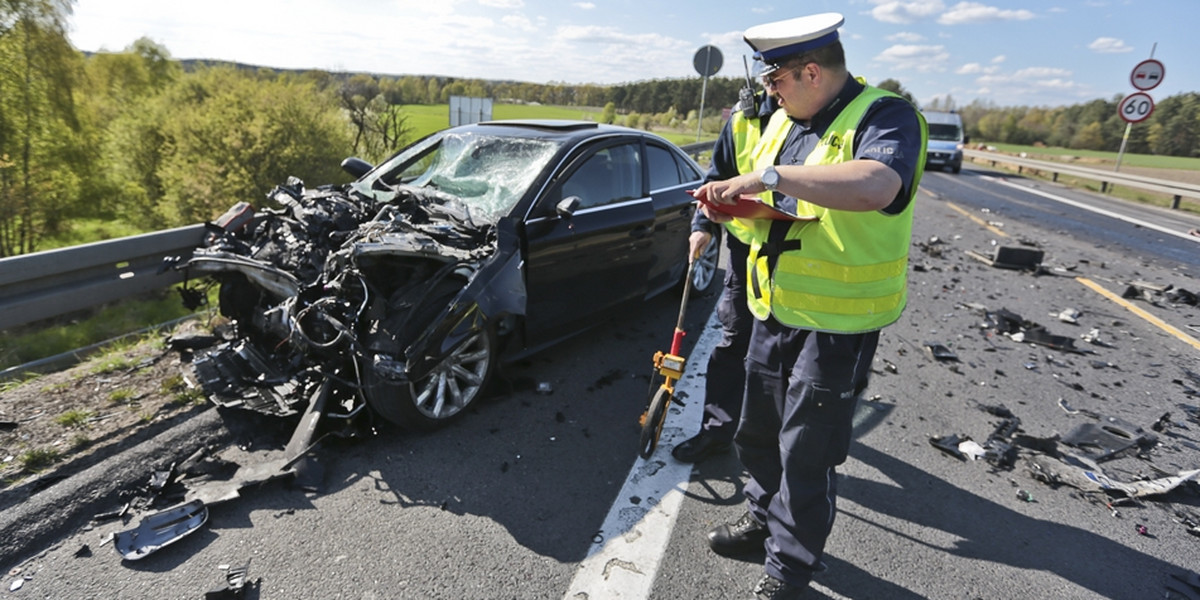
<box><xmin>454</xmin><ymin>119</ymin><xmax>662</xmax><ymax>145</ymax></box>
<box><xmin>921</xmin><ymin>111</ymin><xmax>963</xmax><ymax>126</ymax></box>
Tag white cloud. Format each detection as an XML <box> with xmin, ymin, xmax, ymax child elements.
<box><xmin>990</xmin><ymin>55</ymin><xmax>1005</xmax><ymax>64</ymax></box>
<box><xmin>874</xmin><ymin>44</ymin><xmax>950</xmax><ymax>72</ymax></box>
<box><xmin>1013</xmin><ymin>66</ymin><xmax>1072</xmax><ymax>79</ymax></box>
<box><xmin>869</xmin><ymin>0</ymin><xmax>946</xmax><ymax>24</ymax></box>
<box><xmin>501</xmin><ymin>14</ymin><xmax>537</xmax><ymax>32</ymax></box>
<box><xmin>479</xmin><ymin>0</ymin><xmax>523</xmax><ymax>7</ymax></box>
<box><xmin>1088</xmin><ymin>37</ymin><xmax>1133</xmax><ymax>53</ymax></box>
<box><xmin>956</xmin><ymin>62</ymin><xmax>999</xmax><ymax>75</ymax></box>
<box><xmin>938</xmin><ymin>2</ymin><xmax>1035</xmax><ymax>25</ymax></box>
<box><xmin>887</xmin><ymin>31</ymin><xmax>925</xmax><ymax>42</ymax></box>
<box><xmin>573</xmin><ymin>2</ymin><xmax>595</xmax><ymax>9</ymax></box>
<box><xmin>972</xmin><ymin>65</ymin><xmax>1082</xmax><ymax>100</ymax></box>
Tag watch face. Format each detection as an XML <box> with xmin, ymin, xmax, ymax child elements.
<box><xmin>763</xmin><ymin>167</ymin><xmax>779</xmax><ymax>189</ymax></box>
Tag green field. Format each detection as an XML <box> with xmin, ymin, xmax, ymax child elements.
<box><xmin>398</xmin><ymin>103</ymin><xmax>711</xmax><ymax>148</ymax></box>
<box><xmin>980</xmin><ymin>142</ymin><xmax>1200</xmax><ymax>172</ymax></box>
<box><xmin>399</xmin><ymin>104</ymin><xmax>604</xmax><ymax>141</ymax></box>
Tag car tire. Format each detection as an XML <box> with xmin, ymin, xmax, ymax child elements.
<box><xmin>363</xmin><ymin>279</ymin><xmax>497</xmax><ymax>431</ymax></box>
<box><xmin>689</xmin><ymin>229</ymin><xmax>721</xmax><ymax>293</ymax></box>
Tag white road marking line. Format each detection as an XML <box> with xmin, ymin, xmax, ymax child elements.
<box><xmin>563</xmin><ymin>308</ymin><xmax>721</xmax><ymax>599</ymax></box>
<box><xmin>984</xmin><ymin>175</ymin><xmax>1200</xmax><ymax>242</ymax></box>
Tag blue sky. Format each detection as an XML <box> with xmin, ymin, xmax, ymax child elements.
<box><xmin>68</xmin><ymin>0</ymin><xmax>1193</xmax><ymax>110</ymax></box>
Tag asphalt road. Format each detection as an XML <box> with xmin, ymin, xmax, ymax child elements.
<box><xmin>6</xmin><ymin>164</ymin><xmax>1200</xmax><ymax>600</ymax></box>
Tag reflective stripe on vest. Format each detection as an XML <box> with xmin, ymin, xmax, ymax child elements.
<box><xmin>746</xmin><ymin>86</ymin><xmax>928</xmax><ymax>333</ymax></box>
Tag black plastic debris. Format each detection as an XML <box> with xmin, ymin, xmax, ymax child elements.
<box><xmin>1014</xmin><ymin>327</ymin><xmax>1087</xmax><ymax>354</ymax></box>
<box><xmin>1166</xmin><ymin>287</ymin><xmax>1198</xmax><ymax>305</ymax></box>
<box><xmin>1153</xmin><ymin>413</ymin><xmax>1172</xmax><ymax>432</ymax></box>
<box><xmin>1121</xmin><ymin>280</ymin><xmax>1171</xmax><ymax>305</ymax></box>
<box><xmin>929</xmin><ymin>434</ymin><xmax>971</xmax><ymax>460</ymax></box>
<box><xmin>0</xmin><ymin>420</ymin><xmax>16</xmax><ymax>432</ymax></box>
<box><xmin>166</xmin><ymin>331</ymin><xmax>219</xmax><ymax>351</ymax></box>
<box><xmin>982</xmin><ymin>416</ymin><xmax>1022</xmax><ymax>468</ymax></box>
<box><xmin>916</xmin><ymin>236</ymin><xmax>946</xmax><ymax>258</ymax></box>
<box><xmin>205</xmin><ymin>560</ymin><xmax>253</xmax><ymax>600</ymax></box>
<box><xmin>92</xmin><ymin>502</ymin><xmax>131</xmax><ymax>523</ymax></box>
<box><xmin>924</xmin><ymin>342</ymin><xmax>959</xmax><ymax>362</ymax></box>
<box><xmin>966</xmin><ymin>245</ymin><xmax>1044</xmax><ymax>270</ymax></box>
<box><xmin>982</xmin><ymin>308</ymin><xmax>1027</xmax><ymax>335</ymax></box>
<box><xmin>1059</xmin><ymin>416</ymin><xmax>1157</xmax><ymax>462</ymax></box>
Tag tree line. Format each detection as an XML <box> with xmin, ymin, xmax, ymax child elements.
<box><xmin>2</xmin><ymin>1</ymin><xmax>1196</xmax><ymax>257</ymax></box>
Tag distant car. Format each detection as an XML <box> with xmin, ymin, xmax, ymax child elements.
<box><xmin>923</xmin><ymin>110</ymin><xmax>968</xmax><ymax>174</ymax></box>
<box><xmin>184</xmin><ymin>120</ymin><xmax>718</xmax><ymax>431</ymax></box>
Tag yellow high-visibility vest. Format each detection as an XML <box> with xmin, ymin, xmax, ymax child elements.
<box><xmin>745</xmin><ymin>86</ymin><xmax>928</xmax><ymax>333</ymax></box>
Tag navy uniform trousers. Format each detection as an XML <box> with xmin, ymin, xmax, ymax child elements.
<box><xmin>735</xmin><ymin>314</ymin><xmax>879</xmax><ymax>588</ymax></box>
<box><xmin>697</xmin><ymin>235</ymin><xmax>751</xmax><ymax>443</ymax></box>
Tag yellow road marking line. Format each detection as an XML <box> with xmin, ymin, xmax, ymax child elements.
<box><xmin>945</xmin><ymin>201</ymin><xmax>1008</xmax><ymax>237</ymax></box>
<box><xmin>939</xmin><ymin>196</ymin><xmax>1198</xmax><ymax>351</ymax></box>
<box><xmin>1075</xmin><ymin>277</ymin><xmax>1200</xmax><ymax>352</ymax></box>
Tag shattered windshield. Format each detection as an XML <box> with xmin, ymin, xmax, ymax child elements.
<box><xmin>357</xmin><ymin>131</ymin><xmax>562</xmax><ymax>222</ymax></box>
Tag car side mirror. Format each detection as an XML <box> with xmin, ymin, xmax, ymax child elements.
<box><xmin>556</xmin><ymin>196</ymin><xmax>581</xmax><ymax>218</ymax></box>
<box><xmin>341</xmin><ymin>157</ymin><xmax>373</xmax><ymax>179</ymax></box>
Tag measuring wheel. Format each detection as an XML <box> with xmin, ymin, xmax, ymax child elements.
<box><xmin>639</xmin><ymin>386</ymin><xmax>672</xmax><ymax>459</ymax></box>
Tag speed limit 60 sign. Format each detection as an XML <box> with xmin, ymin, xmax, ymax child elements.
<box><xmin>1119</xmin><ymin>92</ymin><xmax>1155</xmax><ymax>123</ymax></box>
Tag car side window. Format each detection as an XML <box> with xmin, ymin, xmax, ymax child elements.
<box><xmin>647</xmin><ymin>144</ymin><xmax>683</xmax><ymax>191</ymax></box>
<box><xmin>562</xmin><ymin>143</ymin><xmax>642</xmax><ymax>209</ymax></box>
<box><xmin>648</xmin><ymin>143</ymin><xmax>704</xmax><ymax>192</ymax></box>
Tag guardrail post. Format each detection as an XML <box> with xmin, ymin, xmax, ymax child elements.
<box><xmin>1174</xmin><ymin>195</ymin><xmax>1182</xmax><ymax>210</ymax></box>
<box><xmin>1052</xmin><ymin>173</ymin><xmax>1059</xmax><ymax>183</ymax></box>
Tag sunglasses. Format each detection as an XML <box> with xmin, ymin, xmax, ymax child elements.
<box><xmin>762</xmin><ymin>69</ymin><xmax>795</xmax><ymax>90</ymax></box>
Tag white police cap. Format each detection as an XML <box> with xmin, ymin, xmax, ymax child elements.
<box><xmin>744</xmin><ymin>13</ymin><xmax>844</xmax><ymax>74</ymax></box>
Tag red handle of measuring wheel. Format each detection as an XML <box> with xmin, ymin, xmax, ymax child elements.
<box><xmin>670</xmin><ymin>328</ymin><xmax>686</xmax><ymax>355</ymax></box>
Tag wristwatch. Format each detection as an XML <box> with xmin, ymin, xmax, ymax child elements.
<box><xmin>760</xmin><ymin>165</ymin><xmax>780</xmax><ymax>192</ymax></box>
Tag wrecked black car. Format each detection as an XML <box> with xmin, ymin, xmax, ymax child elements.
<box><xmin>178</xmin><ymin>119</ymin><xmax>716</xmax><ymax>434</ymax></box>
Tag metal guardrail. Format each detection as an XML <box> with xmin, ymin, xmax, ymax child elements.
<box><xmin>4</xmin><ymin>145</ymin><xmax>1187</xmax><ymax>334</ymax></box>
<box><xmin>964</xmin><ymin>149</ymin><xmax>1200</xmax><ymax>209</ymax></box>
<box><xmin>0</xmin><ymin>224</ymin><xmax>207</xmax><ymax>331</ymax></box>
<box><xmin>680</xmin><ymin>141</ymin><xmax>713</xmax><ymax>159</ymax></box>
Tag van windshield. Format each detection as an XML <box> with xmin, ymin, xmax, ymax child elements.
<box><xmin>928</xmin><ymin>124</ymin><xmax>962</xmax><ymax>142</ymax></box>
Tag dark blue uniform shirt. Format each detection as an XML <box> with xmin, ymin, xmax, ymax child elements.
<box><xmin>775</xmin><ymin>75</ymin><xmax>923</xmax><ymax>215</ymax></box>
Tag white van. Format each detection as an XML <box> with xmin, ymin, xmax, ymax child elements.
<box><xmin>922</xmin><ymin>111</ymin><xmax>967</xmax><ymax>174</ymax></box>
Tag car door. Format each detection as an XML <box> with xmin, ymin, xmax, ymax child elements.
<box><xmin>643</xmin><ymin>140</ymin><xmax>706</xmax><ymax>297</ymax></box>
<box><xmin>522</xmin><ymin>139</ymin><xmax>653</xmax><ymax>346</ymax></box>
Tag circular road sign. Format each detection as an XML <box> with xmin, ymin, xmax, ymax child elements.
<box><xmin>1119</xmin><ymin>92</ymin><xmax>1155</xmax><ymax>123</ymax></box>
<box><xmin>1130</xmin><ymin>59</ymin><xmax>1165</xmax><ymax>91</ymax></box>
<box><xmin>693</xmin><ymin>45</ymin><xmax>723</xmax><ymax>77</ymax></box>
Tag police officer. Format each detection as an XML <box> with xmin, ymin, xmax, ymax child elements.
<box><xmin>672</xmin><ymin>82</ymin><xmax>779</xmax><ymax>464</ymax></box>
<box><xmin>695</xmin><ymin>13</ymin><xmax>927</xmax><ymax>599</ymax></box>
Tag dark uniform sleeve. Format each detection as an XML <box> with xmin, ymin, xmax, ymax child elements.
<box><xmin>852</xmin><ymin>98</ymin><xmax>925</xmax><ymax>215</ymax></box>
<box><xmin>691</xmin><ymin>118</ymin><xmax>743</xmax><ymax>234</ymax></box>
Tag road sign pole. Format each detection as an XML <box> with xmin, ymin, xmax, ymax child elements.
<box><xmin>691</xmin><ymin>45</ymin><xmax>723</xmax><ymax>143</ymax></box>
<box><xmin>1115</xmin><ymin>122</ymin><xmax>1131</xmax><ymax>172</ymax></box>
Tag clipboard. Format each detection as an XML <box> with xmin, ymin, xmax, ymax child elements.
<box><xmin>690</xmin><ymin>189</ymin><xmax>818</xmax><ymax>222</ymax></box>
